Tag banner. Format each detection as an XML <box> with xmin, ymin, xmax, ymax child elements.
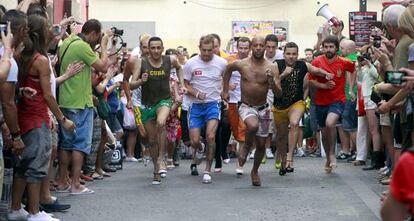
<box><xmin>349</xmin><ymin>11</ymin><xmax>378</xmax><ymax>47</ymax></box>
<box><xmin>232</xmin><ymin>21</ymin><xmax>274</xmax><ymax>39</ymax></box>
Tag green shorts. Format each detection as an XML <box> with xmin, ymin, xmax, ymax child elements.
<box><xmin>141</xmin><ymin>99</ymin><xmax>173</xmax><ymax>124</ymax></box>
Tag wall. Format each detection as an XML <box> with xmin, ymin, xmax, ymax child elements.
<box><xmin>89</xmin><ymin>0</ymin><xmax>384</xmax><ymax>56</ymax></box>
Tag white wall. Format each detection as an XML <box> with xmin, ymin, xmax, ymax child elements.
<box><xmin>90</xmin><ymin>0</ymin><xmax>384</xmax><ymax>56</ymax></box>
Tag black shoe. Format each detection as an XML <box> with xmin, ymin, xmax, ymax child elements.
<box><xmin>279</xmin><ymin>168</ymin><xmax>287</xmax><ymax>176</ymax></box>
<box><xmin>347</xmin><ymin>154</ymin><xmax>356</xmax><ymax>163</ymax></box>
<box><xmin>190</xmin><ymin>164</ymin><xmax>199</xmax><ymax>176</ymax></box>
<box><xmin>286</xmin><ymin>166</ymin><xmax>294</xmax><ymax>173</ymax></box>
<box><xmin>103</xmin><ymin>166</ymin><xmax>117</xmax><ymax>173</ymax></box>
<box><xmin>337</xmin><ymin>152</ymin><xmax>351</xmax><ymax>160</ymax></box>
<box><xmin>40</xmin><ymin>199</ymin><xmax>71</xmax><ymax>212</ymax></box>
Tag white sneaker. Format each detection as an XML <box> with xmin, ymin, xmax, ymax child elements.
<box><xmin>159</xmin><ymin>169</ymin><xmax>167</xmax><ymax>178</ymax></box>
<box><xmin>249</xmin><ymin>149</ymin><xmax>256</xmax><ymax>159</ymax></box>
<box><xmin>125</xmin><ymin>157</ymin><xmax>139</xmax><ymax>162</ymax></box>
<box><xmin>28</xmin><ymin>211</ymin><xmax>59</xmax><ymax>221</ymax></box>
<box><xmin>143</xmin><ymin>156</ymin><xmax>151</xmax><ymax>167</ymax></box>
<box><xmin>235</xmin><ymin>168</ymin><xmax>244</xmax><ymax>176</ymax></box>
<box><xmin>378</xmin><ymin>166</ymin><xmax>388</xmax><ymax>174</ymax></box>
<box><xmin>223</xmin><ymin>158</ymin><xmax>231</xmax><ymax>164</ymax></box>
<box><xmin>195</xmin><ymin>143</ymin><xmax>206</xmax><ymax>162</ymax></box>
<box><xmin>8</xmin><ymin>208</ymin><xmax>29</xmax><ymax>220</ymax></box>
<box><xmin>295</xmin><ymin>147</ymin><xmax>305</xmax><ymax>157</ymax></box>
<box><xmin>265</xmin><ymin>148</ymin><xmax>274</xmax><ymax>159</ymax></box>
<box><xmin>202</xmin><ymin>172</ymin><xmax>212</xmax><ymax>184</ymax></box>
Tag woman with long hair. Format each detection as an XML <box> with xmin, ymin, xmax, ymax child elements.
<box><xmin>11</xmin><ymin>14</ymin><xmax>75</xmax><ymax>221</ymax></box>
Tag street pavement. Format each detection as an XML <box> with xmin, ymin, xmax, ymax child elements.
<box><xmin>56</xmin><ymin>157</ymin><xmax>385</xmax><ymax>221</ymax></box>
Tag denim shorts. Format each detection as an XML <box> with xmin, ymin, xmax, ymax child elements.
<box><xmin>188</xmin><ymin>101</ymin><xmax>221</xmax><ymax>129</ymax></box>
<box><xmin>342</xmin><ymin>100</ymin><xmax>358</xmax><ymax>131</ymax></box>
<box><xmin>15</xmin><ymin>123</ymin><xmax>51</xmax><ymax>183</ymax></box>
<box><xmin>316</xmin><ymin>102</ymin><xmax>345</xmax><ymax>128</ymax></box>
<box><xmin>107</xmin><ymin>112</ymin><xmax>123</xmax><ymax>134</ymax></box>
<box><xmin>59</xmin><ymin>107</ymin><xmax>94</xmax><ymax>155</ymax></box>
<box><xmin>309</xmin><ymin>104</ymin><xmax>320</xmax><ymax>132</ymax></box>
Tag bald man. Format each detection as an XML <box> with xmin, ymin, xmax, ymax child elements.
<box><xmin>222</xmin><ymin>36</ymin><xmax>282</xmax><ymax>186</ymax></box>
<box><xmin>336</xmin><ymin>39</ymin><xmax>358</xmax><ymax>161</ymax></box>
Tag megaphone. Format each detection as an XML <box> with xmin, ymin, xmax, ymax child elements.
<box><xmin>316</xmin><ymin>3</ymin><xmax>341</xmax><ymax>27</ymax></box>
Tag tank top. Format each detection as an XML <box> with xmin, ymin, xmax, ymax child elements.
<box><xmin>18</xmin><ymin>53</ymin><xmax>51</xmax><ymax>135</ymax></box>
<box><xmin>140</xmin><ymin>55</ymin><xmax>172</xmax><ymax>107</ymax></box>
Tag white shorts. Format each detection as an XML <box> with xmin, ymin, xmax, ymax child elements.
<box><xmin>363</xmin><ymin>96</ymin><xmax>377</xmax><ymax>110</ymax></box>
<box><xmin>238</xmin><ymin>102</ymin><xmax>271</xmax><ymax>138</ymax></box>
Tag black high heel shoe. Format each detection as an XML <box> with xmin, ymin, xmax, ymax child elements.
<box><xmin>286</xmin><ymin>160</ymin><xmax>294</xmax><ymax>173</ymax></box>
<box><xmin>279</xmin><ymin>167</ymin><xmax>287</xmax><ymax>176</ymax></box>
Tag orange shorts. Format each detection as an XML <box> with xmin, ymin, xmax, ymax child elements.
<box><xmin>272</xmin><ymin>100</ymin><xmax>306</xmax><ymax>124</ymax></box>
<box><xmin>228</xmin><ymin>103</ymin><xmax>246</xmax><ymax>142</ymax></box>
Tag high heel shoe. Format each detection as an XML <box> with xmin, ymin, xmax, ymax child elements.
<box><xmin>286</xmin><ymin>160</ymin><xmax>294</xmax><ymax>173</ymax></box>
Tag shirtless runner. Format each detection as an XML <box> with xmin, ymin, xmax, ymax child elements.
<box><xmin>223</xmin><ymin>36</ymin><xmax>282</xmax><ymax>186</ymax></box>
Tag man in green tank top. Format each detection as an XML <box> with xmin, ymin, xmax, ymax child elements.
<box><xmin>124</xmin><ymin>36</ymin><xmax>185</xmax><ymax>185</ymax></box>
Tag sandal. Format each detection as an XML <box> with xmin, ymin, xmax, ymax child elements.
<box><xmin>279</xmin><ymin>161</ymin><xmax>287</xmax><ymax>176</ymax></box>
<box><xmin>286</xmin><ymin>159</ymin><xmax>294</xmax><ymax>173</ymax></box>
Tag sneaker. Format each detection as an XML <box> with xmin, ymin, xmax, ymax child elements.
<box><xmin>8</xmin><ymin>208</ymin><xmax>29</xmax><ymax>221</ymax></box>
<box><xmin>336</xmin><ymin>152</ymin><xmax>351</xmax><ymax>160</ymax></box>
<box><xmin>249</xmin><ymin>149</ymin><xmax>256</xmax><ymax>159</ymax></box>
<box><xmin>195</xmin><ymin>143</ymin><xmax>206</xmax><ymax>163</ymax></box>
<box><xmin>223</xmin><ymin>158</ymin><xmax>231</xmax><ymax>164</ymax></box>
<box><xmin>265</xmin><ymin>148</ymin><xmax>274</xmax><ymax>159</ymax></box>
<box><xmin>235</xmin><ymin>168</ymin><xmax>244</xmax><ymax>177</ymax></box>
<box><xmin>214</xmin><ymin>168</ymin><xmax>222</xmax><ymax>173</ymax></box>
<box><xmin>143</xmin><ymin>156</ymin><xmax>151</xmax><ymax>167</ymax></box>
<box><xmin>40</xmin><ymin>199</ymin><xmax>71</xmax><ymax>213</ymax></box>
<box><xmin>378</xmin><ymin>166</ymin><xmax>388</xmax><ymax>174</ymax></box>
<box><xmin>28</xmin><ymin>211</ymin><xmax>59</xmax><ymax>221</ymax></box>
<box><xmin>159</xmin><ymin>169</ymin><xmax>167</xmax><ymax>178</ymax></box>
<box><xmin>125</xmin><ymin>157</ymin><xmax>139</xmax><ymax>162</ymax></box>
<box><xmin>294</xmin><ymin>147</ymin><xmax>306</xmax><ymax>157</ymax></box>
<box><xmin>202</xmin><ymin>172</ymin><xmax>212</xmax><ymax>184</ymax></box>
<box><xmin>190</xmin><ymin>164</ymin><xmax>199</xmax><ymax>176</ymax></box>
<box><xmin>152</xmin><ymin>173</ymin><xmax>161</xmax><ymax>185</ymax></box>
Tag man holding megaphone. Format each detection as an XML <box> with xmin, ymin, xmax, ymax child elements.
<box><xmin>315</xmin><ymin>4</ymin><xmax>347</xmax><ymax>51</ymax></box>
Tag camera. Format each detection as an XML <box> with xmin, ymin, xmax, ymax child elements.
<box><xmin>122</xmin><ymin>42</ymin><xmax>127</xmax><ymax>47</ymax></box>
<box><xmin>233</xmin><ymin>36</ymin><xmax>240</xmax><ymax>41</ymax></box>
<box><xmin>385</xmin><ymin>71</ymin><xmax>405</xmax><ymax>85</ymax></box>
<box><xmin>372</xmin><ymin>35</ymin><xmax>381</xmax><ymax>48</ymax></box>
<box><xmin>357</xmin><ymin>53</ymin><xmax>371</xmax><ymax>62</ymax></box>
<box><xmin>111</xmin><ymin>27</ymin><xmax>124</xmax><ymax>36</ymax></box>
<box><xmin>0</xmin><ymin>22</ymin><xmax>7</xmax><ymax>36</ymax></box>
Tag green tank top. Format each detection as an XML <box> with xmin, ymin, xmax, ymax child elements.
<box><xmin>141</xmin><ymin>55</ymin><xmax>172</xmax><ymax>107</ymax></box>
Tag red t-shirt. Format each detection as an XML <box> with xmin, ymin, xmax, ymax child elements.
<box><xmin>309</xmin><ymin>55</ymin><xmax>355</xmax><ymax>106</ymax></box>
<box><xmin>390</xmin><ymin>151</ymin><xmax>414</xmax><ymax>215</ymax></box>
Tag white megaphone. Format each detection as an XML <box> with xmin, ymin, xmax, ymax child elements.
<box><xmin>316</xmin><ymin>3</ymin><xmax>341</xmax><ymax>27</ymax></box>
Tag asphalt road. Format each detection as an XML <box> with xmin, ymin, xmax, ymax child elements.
<box><xmin>56</xmin><ymin>156</ymin><xmax>385</xmax><ymax>221</ymax></box>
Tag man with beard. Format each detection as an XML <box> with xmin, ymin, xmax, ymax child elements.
<box><xmin>273</xmin><ymin>42</ymin><xmax>332</xmax><ymax>175</ymax></box>
<box><xmin>223</xmin><ymin>36</ymin><xmax>282</xmax><ymax>186</ymax></box>
<box><xmin>308</xmin><ymin>35</ymin><xmax>355</xmax><ymax>173</ymax></box>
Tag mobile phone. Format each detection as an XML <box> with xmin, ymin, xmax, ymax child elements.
<box><xmin>373</xmin><ymin>35</ymin><xmax>381</xmax><ymax>48</ymax></box>
<box><xmin>0</xmin><ymin>22</ymin><xmax>7</xmax><ymax>36</ymax></box>
<box><xmin>52</xmin><ymin>25</ymin><xmax>62</xmax><ymax>36</ymax></box>
<box><xmin>385</xmin><ymin>71</ymin><xmax>405</xmax><ymax>85</ymax></box>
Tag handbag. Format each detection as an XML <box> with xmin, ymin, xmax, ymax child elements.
<box><xmin>123</xmin><ymin>107</ymin><xmax>136</xmax><ymax>129</ymax></box>
<box><xmin>96</xmin><ymin>93</ymin><xmax>110</xmax><ymax>120</ymax></box>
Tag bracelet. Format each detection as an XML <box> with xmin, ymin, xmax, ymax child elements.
<box><xmin>196</xmin><ymin>92</ymin><xmax>199</xmax><ymax>99</ymax></box>
<box><xmin>11</xmin><ymin>131</ymin><xmax>20</xmax><ymax>139</ymax></box>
